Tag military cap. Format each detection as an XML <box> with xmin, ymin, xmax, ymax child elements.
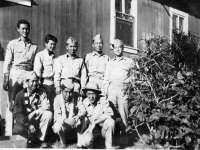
<box><xmin>61</xmin><ymin>79</ymin><xmax>74</xmax><ymax>91</ymax></box>
<box><xmin>66</xmin><ymin>37</ymin><xmax>78</xmax><ymax>45</ymax></box>
<box><xmin>114</xmin><ymin>39</ymin><xmax>124</xmax><ymax>47</ymax></box>
<box><xmin>93</xmin><ymin>34</ymin><xmax>103</xmax><ymax>42</ymax></box>
<box><xmin>25</xmin><ymin>71</ymin><xmax>38</xmax><ymax>81</ymax></box>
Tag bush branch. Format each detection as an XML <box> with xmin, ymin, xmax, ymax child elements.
<box><xmin>159</xmin><ymin>94</ymin><xmax>178</xmax><ymax>104</ymax></box>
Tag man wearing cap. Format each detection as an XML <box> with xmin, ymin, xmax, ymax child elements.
<box><xmin>52</xmin><ymin>79</ymin><xmax>79</xmax><ymax>148</ymax></box>
<box><xmin>54</xmin><ymin>37</ymin><xmax>83</xmax><ymax>104</ymax></box>
<box><xmin>81</xmin><ymin>34</ymin><xmax>110</xmax><ymax>91</ymax></box>
<box><xmin>104</xmin><ymin>39</ymin><xmax>135</xmax><ymax>137</ymax></box>
<box><xmin>12</xmin><ymin>71</ymin><xmax>52</xmax><ymax>148</ymax></box>
<box><xmin>34</xmin><ymin>34</ymin><xmax>57</xmax><ymax>108</ymax></box>
<box><xmin>77</xmin><ymin>82</ymin><xmax>115</xmax><ymax>149</ymax></box>
<box><xmin>3</xmin><ymin>19</ymin><xmax>37</xmax><ymax>135</ymax></box>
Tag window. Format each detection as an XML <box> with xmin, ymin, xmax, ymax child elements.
<box><xmin>110</xmin><ymin>0</ymin><xmax>138</xmax><ymax>54</ymax></box>
<box><xmin>169</xmin><ymin>7</ymin><xmax>188</xmax><ymax>41</ymax></box>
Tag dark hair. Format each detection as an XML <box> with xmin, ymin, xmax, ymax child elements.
<box><xmin>45</xmin><ymin>34</ymin><xmax>58</xmax><ymax>43</ymax></box>
<box><xmin>17</xmin><ymin>19</ymin><xmax>30</xmax><ymax>29</ymax></box>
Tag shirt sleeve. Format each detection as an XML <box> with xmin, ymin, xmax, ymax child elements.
<box><xmin>34</xmin><ymin>52</ymin><xmax>43</xmax><ymax>78</ymax></box>
<box><xmin>13</xmin><ymin>93</ymin><xmax>29</xmax><ymax>126</ymax></box>
<box><xmin>103</xmin><ymin>62</ymin><xmax>111</xmax><ymax>94</ymax></box>
<box><xmin>53</xmin><ymin>98</ymin><xmax>65</xmax><ymax>123</ymax></box>
<box><xmin>54</xmin><ymin>58</ymin><xmax>62</xmax><ymax>87</ymax></box>
<box><xmin>3</xmin><ymin>41</ymin><xmax>14</xmax><ymax>74</ymax></box>
<box><xmin>81</xmin><ymin>55</ymin><xmax>89</xmax><ymax>88</ymax></box>
<box><xmin>40</xmin><ymin>90</ymin><xmax>51</xmax><ymax>110</ymax></box>
<box><xmin>101</xmin><ymin>98</ymin><xmax>114</xmax><ymax>118</ymax></box>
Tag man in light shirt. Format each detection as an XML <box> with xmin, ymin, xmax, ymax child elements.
<box><xmin>104</xmin><ymin>39</ymin><xmax>135</xmax><ymax>135</ymax></box>
<box><xmin>34</xmin><ymin>34</ymin><xmax>57</xmax><ymax>108</ymax></box>
<box><xmin>81</xmin><ymin>34</ymin><xmax>110</xmax><ymax>91</ymax></box>
<box><xmin>3</xmin><ymin>19</ymin><xmax>37</xmax><ymax>135</ymax></box>
<box><xmin>54</xmin><ymin>37</ymin><xmax>84</xmax><ymax>104</ymax></box>
<box><xmin>52</xmin><ymin>79</ymin><xmax>79</xmax><ymax>148</ymax></box>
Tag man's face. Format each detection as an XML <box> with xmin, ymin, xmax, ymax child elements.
<box><xmin>92</xmin><ymin>39</ymin><xmax>103</xmax><ymax>52</ymax></box>
<box><xmin>113</xmin><ymin>43</ymin><xmax>123</xmax><ymax>56</ymax></box>
<box><xmin>67</xmin><ymin>42</ymin><xmax>78</xmax><ymax>56</ymax></box>
<box><xmin>17</xmin><ymin>23</ymin><xmax>30</xmax><ymax>38</ymax></box>
<box><xmin>86</xmin><ymin>90</ymin><xmax>98</xmax><ymax>104</ymax></box>
<box><xmin>27</xmin><ymin>78</ymin><xmax>38</xmax><ymax>91</ymax></box>
<box><xmin>45</xmin><ymin>40</ymin><xmax>56</xmax><ymax>52</ymax></box>
<box><xmin>62</xmin><ymin>88</ymin><xmax>73</xmax><ymax>102</ymax></box>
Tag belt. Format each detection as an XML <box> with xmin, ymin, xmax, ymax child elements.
<box><xmin>12</xmin><ymin>65</ymin><xmax>33</xmax><ymax>71</ymax></box>
<box><xmin>89</xmin><ymin>76</ymin><xmax>104</xmax><ymax>80</ymax></box>
<box><xmin>44</xmin><ymin>78</ymin><xmax>54</xmax><ymax>81</ymax></box>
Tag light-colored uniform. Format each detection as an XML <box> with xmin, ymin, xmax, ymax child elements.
<box><xmin>52</xmin><ymin>94</ymin><xmax>78</xmax><ymax>136</ymax></box>
<box><xmin>82</xmin><ymin>51</ymin><xmax>110</xmax><ymax>90</ymax></box>
<box><xmin>3</xmin><ymin>37</ymin><xmax>37</xmax><ymax>135</ymax></box>
<box><xmin>77</xmin><ymin>97</ymin><xmax>115</xmax><ymax>148</ymax></box>
<box><xmin>34</xmin><ymin>49</ymin><xmax>56</xmax><ymax>107</ymax></box>
<box><xmin>104</xmin><ymin>56</ymin><xmax>134</xmax><ymax>129</ymax></box>
<box><xmin>54</xmin><ymin>53</ymin><xmax>83</xmax><ymax>102</ymax></box>
<box><xmin>12</xmin><ymin>88</ymin><xmax>52</xmax><ymax>141</ymax></box>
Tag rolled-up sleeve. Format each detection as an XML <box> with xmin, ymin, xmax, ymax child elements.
<box><xmin>54</xmin><ymin>58</ymin><xmax>62</xmax><ymax>87</ymax></box>
<box><xmin>101</xmin><ymin>99</ymin><xmax>114</xmax><ymax>119</ymax></box>
<box><xmin>34</xmin><ymin>53</ymin><xmax>43</xmax><ymax>78</ymax></box>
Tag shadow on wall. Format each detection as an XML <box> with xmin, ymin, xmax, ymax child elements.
<box><xmin>0</xmin><ymin>42</ymin><xmax>5</xmax><ymax>61</ymax></box>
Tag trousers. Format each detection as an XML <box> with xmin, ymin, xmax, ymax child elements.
<box><xmin>42</xmin><ymin>84</ymin><xmax>56</xmax><ymax>110</ymax></box>
<box><xmin>77</xmin><ymin>117</ymin><xmax>115</xmax><ymax>149</ymax></box>
<box><xmin>13</xmin><ymin>110</ymin><xmax>52</xmax><ymax>141</ymax></box>
<box><xmin>107</xmin><ymin>83</ymin><xmax>129</xmax><ymax>131</ymax></box>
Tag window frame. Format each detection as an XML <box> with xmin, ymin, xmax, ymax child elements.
<box><xmin>4</xmin><ymin>0</ymin><xmax>31</xmax><ymax>6</ymax></box>
<box><xmin>110</xmin><ymin>0</ymin><xmax>138</xmax><ymax>54</ymax></box>
<box><xmin>169</xmin><ymin>7</ymin><xmax>188</xmax><ymax>42</ymax></box>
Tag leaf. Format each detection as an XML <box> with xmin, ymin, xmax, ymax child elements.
<box><xmin>180</xmin><ymin>105</ymin><xmax>188</xmax><ymax>112</ymax></box>
<box><xmin>136</xmin><ymin>112</ymin><xmax>146</xmax><ymax>122</ymax></box>
<box><xmin>197</xmin><ymin>138</ymin><xmax>200</xmax><ymax>144</ymax></box>
<box><xmin>181</xmin><ymin>119</ymin><xmax>191</xmax><ymax>127</ymax></box>
<box><xmin>155</xmin><ymin>130</ymin><xmax>161</xmax><ymax>139</ymax></box>
<box><xmin>185</xmin><ymin>136</ymin><xmax>192</xmax><ymax>145</ymax></box>
<box><xmin>149</xmin><ymin>113</ymin><xmax>159</xmax><ymax>122</ymax></box>
<box><xmin>174</xmin><ymin>133</ymin><xmax>184</xmax><ymax>139</ymax></box>
<box><xmin>130</xmin><ymin>106</ymin><xmax>138</xmax><ymax>115</ymax></box>
<box><xmin>177</xmin><ymin>71</ymin><xmax>184</xmax><ymax>80</ymax></box>
<box><xmin>185</xmin><ymin>71</ymin><xmax>193</xmax><ymax>77</ymax></box>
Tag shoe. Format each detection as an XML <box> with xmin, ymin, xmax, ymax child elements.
<box><xmin>62</xmin><ymin>144</ymin><xmax>67</xmax><ymax>148</ymax></box>
<box><xmin>40</xmin><ymin>142</ymin><xmax>49</xmax><ymax>148</ymax></box>
<box><xmin>77</xmin><ymin>146</ymin><xmax>87</xmax><ymax>149</ymax></box>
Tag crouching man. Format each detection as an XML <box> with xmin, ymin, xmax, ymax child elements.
<box><xmin>52</xmin><ymin>79</ymin><xmax>79</xmax><ymax>148</ymax></box>
<box><xmin>12</xmin><ymin>71</ymin><xmax>52</xmax><ymax>148</ymax></box>
<box><xmin>77</xmin><ymin>82</ymin><xmax>115</xmax><ymax>149</ymax></box>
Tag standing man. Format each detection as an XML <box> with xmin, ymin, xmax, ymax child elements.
<box><xmin>34</xmin><ymin>34</ymin><xmax>57</xmax><ymax>108</ymax></box>
<box><xmin>3</xmin><ymin>19</ymin><xmax>37</xmax><ymax>135</ymax></box>
<box><xmin>53</xmin><ymin>79</ymin><xmax>79</xmax><ymax>148</ymax></box>
<box><xmin>81</xmin><ymin>34</ymin><xmax>110</xmax><ymax>91</ymax></box>
<box><xmin>77</xmin><ymin>82</ymin><xmax>115</xmax><ymax>149</ymax></box>
<box><xmin>104</xmin><ymin>39</ymin><xmax>135</xmax><ymax>135</ymax></box>
<box><xmin>12</xmin><ymin>71</ymin><xmax>52</xmax><ymax>148</ymax></box>
<box><xmin>54</xmin><ymin>37</ymin><xmax>83</xmax><ymax>104</ymax></box>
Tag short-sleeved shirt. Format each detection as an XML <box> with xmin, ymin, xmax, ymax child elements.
<box><xmin>54</xmin><ymin>53</ymin><xmax>83</xmax><ymax>87</ymax></box>
<box><xmin>34</xmin><ymin>49</ymin><xmax>55</xmax><ymax>85</ymax></box>
<box><xmin>81</xmin><ymin>51</ymin><xmax>110</xmax><ymax>87</ymax></box>
<box><xmin>78</xmin><ymin>96</ymin><xmax>114</xmax><ymax>124</ymax></box>
<box><xmin>104</xmin><ymin>56</ymin><xmax>135</xmax><ymax>90</ymax></box>
<box><xmin>3</xmin><ymin>37</ymin><xmax>37</xmax><ymax>74</ymax></box>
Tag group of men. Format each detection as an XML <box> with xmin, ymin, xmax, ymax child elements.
<box><xmin>2</xmin><ymin>19</ymin><xmax>135</xmax><ymax>148</ymax></box>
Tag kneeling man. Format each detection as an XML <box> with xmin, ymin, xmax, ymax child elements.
<box><xmin>13</xmin><ymin>71</ymin><xmax>52</xmax><ymax>148</ymax></box>
<box><xmin>52</xmin><ymin>79</ymin><xmax>79</xmax><ymax>148</ymax></box>
<box><xmin>77</xmin><ymin>82</ymin><xmax>115</xmax><ymax>149</ymax></box>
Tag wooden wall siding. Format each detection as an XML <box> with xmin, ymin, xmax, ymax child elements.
<box><xmin>0</xmin><ymin>0</ymin><xmax>110</xmax><ymax>119</ymax></box>
<box><xmin>189</xmin><ymin>16</ymin><xmax>200</xmax><ymax>38</ymax></box>
<box><xmin>137</xmin><ymin>0</ymin><xmax>170</xmax><ymax>49</ymax></box>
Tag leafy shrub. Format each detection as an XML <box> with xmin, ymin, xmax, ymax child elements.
<box><xmin>129</xmin><ymin>30</ymin><xmax>200</xmax><ymax>149</ymax></box>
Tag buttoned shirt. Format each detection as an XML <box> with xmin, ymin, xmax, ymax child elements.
<box><xmin>53</xmin><ymin>94</ymin><xmax>77</xmax><ymax>123</ymax></box>
<box><xmin>54</xmin><ymin>53</ymin><xmax>83</xmax><ymax>87</ymax></box>
<box><xmin>3</xmin><ymin>37</ymin><xmax>37</xmax><ymax>74</ymax></box>
<box><xmin>78</xmin><ymin>97</ymin><xmax>114</xmax><ymax>124</ymax></box>
<box><xmin>81</xmin><ymin>51</ymin><xmax>110</xmax><ymax>87</ymax></box>
<box><xmin>104</xmin><ymin>56</ymin><xmax>135</xmax><ymax>91</ymax></box>
<box><xmin>34</xmin><ymin>49</ymin><xmax>55</xmax><ymax>85</ymax></box>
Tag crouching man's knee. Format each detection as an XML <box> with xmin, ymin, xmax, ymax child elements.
<box><xmin>41</xmin><ymin>111</ymin><xmax>52</xmax><ymax>124</ymax></box>
<box><xmin>103</xmin><ymin>118</ymin><xmax>115</xmax><ymax>130</ymax></box>
<box><xmin>81</xmin><ymin>132</ymin><xmax>94</xmax><ymax>148</ymax></box>
<box><xmin>52</xmin><ymin>122</ymin><xmax>62</xmax><ymax>134</ymax></box>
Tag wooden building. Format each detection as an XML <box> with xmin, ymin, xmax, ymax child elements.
<box><xmin>0</xmin><ymin>0</ymin><xmax>200</xmax><ymax>122</ymax></box>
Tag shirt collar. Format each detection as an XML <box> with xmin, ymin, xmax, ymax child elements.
<box><xmin>44</xmin><ymin>48</ymin><xmax>55</xmax><ymax>56</ymax></box>
<box><xmin>66</xmin><ymin>53</ymin><xmax>79</xmax><ymax>59</ymax></box>
<box><xmin>18</xmin><ymin>37</ymin><xmax>31</xmax><ymax>43</ymax></box>
<box><xmin>85</xmin><ymin>97</ymin><xmax>100</xmax><ymax>107</ymax></box>
<box><xmin>113</xmin><ymin>56</ymin><xmax>125</xmax><ymax>61</ymax></box>
<box><xmin>92</xmin><ymin>51</ymin><xmax>105</xmax><ymax>57</ymax></box>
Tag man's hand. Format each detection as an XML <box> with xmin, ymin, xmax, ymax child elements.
<box><xmin>28</xmin><ymin>109</ymin><xmax>41</xmax><ymax>120</ymax></box>
<box><xmin>56</xmin><ymin>86</ymin><xmax>61</xmax><ymax>95</ymax></box>
<box><xmin>3</xmin><ymin>73</ymin><xmax>9</xmax><ymax>91</ymax></box>
<box><xmin>28</xmin><ymin>124</ymin><xmax>36</xmax><ymax>134</ymax></box>
<box><xmin>73</xmin><ymin>116</ymin><xmax>80</xmax><ymax>124</ymax></box>
<box><xmin>64</xmin><ymin>118</ymin><xmax>76</xmax><ymax>126</ymax></box>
